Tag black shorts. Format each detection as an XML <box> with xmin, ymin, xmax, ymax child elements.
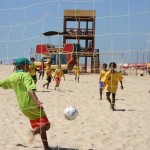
<box><xmin>106</xmin><ymin>92</ymin><xmax>116</xmax><ymax>99</ymax></box>
<box><xmin>47</xmin><ymin>76</ymin><xmax>52</xmax><ymax>83</ymax></box>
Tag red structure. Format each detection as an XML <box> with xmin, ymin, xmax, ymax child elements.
<box><xmin>36</xmin><ymin>43</ymin><xmax>79</xmax><ymax>71</ymax></box>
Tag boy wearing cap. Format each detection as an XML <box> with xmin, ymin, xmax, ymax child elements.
<box><xmin>0</xmin><ymin>58</ymin><xmax>51</xmax><ymax>150</ymax></box>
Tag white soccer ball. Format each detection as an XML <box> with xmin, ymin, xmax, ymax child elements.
<box><xmin>64</xmin><ymin>106</ymin><xmax>78</xmax><ymax>120</ymax></box>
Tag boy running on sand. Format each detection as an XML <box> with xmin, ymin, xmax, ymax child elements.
<box><xmin>99</xmin><ymin>63</ymin><xmax>108</xmax><ymax>100</ymax></box>
<box><xmin>103</xmin><ymin>62</ymin><xmax>123</xmax><ymax>111</ymax></box>
<box><xmin>54</xmin><ymin>67</ymin><xmax>65</xmax><ymax>90</ymax></box>
<box><xmin>0</xmin><ymin>58</ymin><xmax>51</xmax><ymax>150</ymax></box>
<box><xmin>73</xmin><ymin>63</ymin><xmax>80</xmax><ymax>83</ymax></box>
<box><xmin>43</xmin><ymin>62</ymin><xmax>53</xmax><ymax>89</ymax></box>
<box><xmin>29</xmin><ymin>57</ymin><xmax>37</xmax><ymax>84</ymax></box>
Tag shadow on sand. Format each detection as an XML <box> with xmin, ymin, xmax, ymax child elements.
<box><xmin>36</xmin><ymin>90</ymin><xmax>51</xmax><ymax>92</ymax></box>
<box><xmin>114</xmin><ymin>109</ymin><xmax>135</xmax><ymax>112</ymax></box>
<box><xmin>16</xmin><ymin>144</ymin><xmax>28</xmax><ymax>148</ymax></box>
<box><xmin>114</xmin><ymin>109</ymin><xmax>126</xmax><ymax>112</ymax></box>
<box><xmin>50</xmin><ymin>148</ymin><xmax>78</xmax><ymax>150</ymax></box>
<box><xmin>115</xmin><ymin>98</ymin><xmax>125</xmax><ymax>101</ymax></box>
<box><xmin>33</xmin><ymin>146</ymin><xmax>78</xmax><ymax>150</ymax></box>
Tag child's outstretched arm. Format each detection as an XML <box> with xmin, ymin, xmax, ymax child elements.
<box><xmin>0</xmin><ymin>79</ymin><xmax>11</xmax><ymax>89</ymax></box>
<box><xmin>29</xmin><ymin>90</ymin><xmax>44</xmax><ymax>109</ymax></box>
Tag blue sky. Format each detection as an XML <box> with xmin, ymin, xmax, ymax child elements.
<box><xmin>0</xmin><ymin>0</ymin><xmax>150</xmax><ymax>64</ymax></box>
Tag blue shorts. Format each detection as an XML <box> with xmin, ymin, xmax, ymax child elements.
<box><xmin>99</xmin><ymin>81</ymin><xmax>104</xmax><ymax>88</ymax></box>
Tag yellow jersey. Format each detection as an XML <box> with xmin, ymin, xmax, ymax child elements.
<box><xmin>99</xmin><ymin>69</ymin><xmax>108</xmax><ymax>82</ymax></box>
<box><xmin>54</xmin><ymin>69</ymin><xmax>65</xmax><ymax>78</ymax></box>
<box><xmin>104</xmin><ymin>71</ymin><xmax>123</xmax><ymax>93</ymax></box>
<box><xmin>45</xmin><ymin>66</ymin><xmax>52</xmax><ymax>78</ymax></box>
<box><xmin>73</xmin><ymin>65</ymin><xmax>80</xmax><ymax>76</ymax></box>
<box><xmin>29</xmin><ymin>63</ymin><xmax>36</xmax><ymax>76</ymax></box>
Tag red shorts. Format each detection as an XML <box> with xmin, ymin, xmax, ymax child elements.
<box><xmin>55</xmin><ymin>77</ymin><xmax>60</xmax><ymax>84</ymax></box>
<box><xmin>30</xmin><ymin>116</ymin><xmax>50</xmax><ymax>129</ymax></box>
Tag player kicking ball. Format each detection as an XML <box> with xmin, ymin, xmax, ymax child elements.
<box><xmin>0</xmin><ymin>58</ymin><xmax>51</xmax><ymax>150</ymax></box>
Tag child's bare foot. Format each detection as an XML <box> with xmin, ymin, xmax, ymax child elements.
<box><xmin>111</xmin><ymin>103</ymin><xmax>116</xmax><ymax>111</ymax></box>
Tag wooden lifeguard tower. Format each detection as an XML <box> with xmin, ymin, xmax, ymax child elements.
<box><xmin>63</xmin><ymin>10</ymin><xmax>99</xmax><ymax>73</ymax></box>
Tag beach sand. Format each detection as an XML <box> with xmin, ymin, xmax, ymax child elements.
<box><xmin>0</xmin><ymin>65</ymin><xmax>150</xmax><ymax>150</ymax></box>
